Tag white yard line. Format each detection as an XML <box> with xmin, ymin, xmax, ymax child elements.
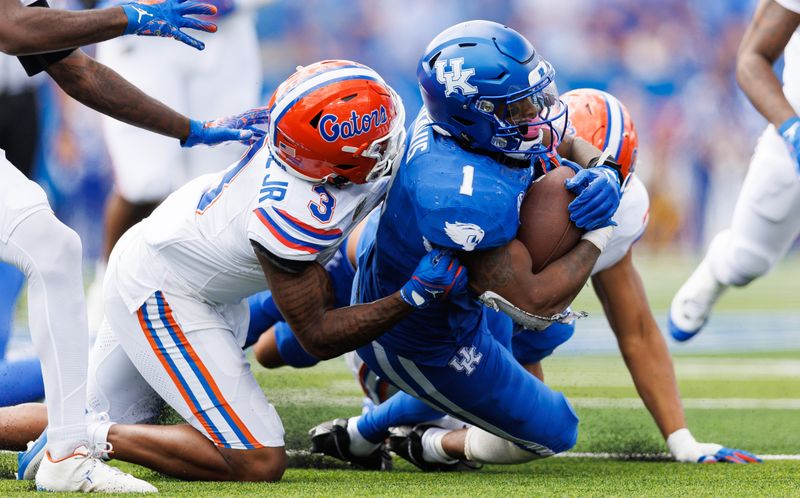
<box><xmin>556</xmin><ymin>452</ymin><xmax>800</xmax><ymax>461</ymax></box>
<box><xmin>286</xmin><ymin>449</ymin><xmax>800</xmax><ymax>461</ymax></box>
<box><xmin>570</xmin><ymin>397</ymin><xmax>800</xmax><ymax>409</ymax></box>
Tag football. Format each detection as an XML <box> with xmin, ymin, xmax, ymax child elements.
<box><xmin>517</xmin><ymin>166</ymin><xmax>584</xmax><ymax>273</ymax></box>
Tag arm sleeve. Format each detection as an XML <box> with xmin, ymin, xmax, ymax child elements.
<box><xmin>250</xmin><ymin>240</ymin><xmax>314</xmax><ymax>274</ymax></box>
<box><xmin>16</xmin><ymin>0</ymin><xmax>77</xmax><ymax>76</ymax></box>
<box><xmin>777</xmin><ymin>0</ymin><xmax>800</xmax><ymax>15</ymax></box>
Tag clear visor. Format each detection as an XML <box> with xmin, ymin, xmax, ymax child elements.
<box><xmin>361</xmin><ymin>89</ymin><xmax>407</xmax><ymax>182</ymax></box>
<box><xmin>485</xmin><ymin>80</ymin><xmax>565</xmax><ymax>141</ymax></box>
<box><xmin>473</xmin><ymin>61</ymin><xmax>568</xmax><ymax>154</ymax></box>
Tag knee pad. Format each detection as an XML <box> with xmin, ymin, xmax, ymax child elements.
<box><xmin>463</xmin><ymin>427</ymin><xmax>544</xmax><ymax>464</ymax></box>
<box><xmin>709</xmin><ymin>230</ymin><xmax>774</xmax><ymax>287</ymax></box>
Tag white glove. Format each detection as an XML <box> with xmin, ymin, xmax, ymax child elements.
<box><xmin>667</xmin><ymin>428</ymin><xmax>761</xmax><ymax>463</ymax></box>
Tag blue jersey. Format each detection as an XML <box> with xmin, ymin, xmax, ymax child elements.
<box><xmin>356</xmin><ymin>108</ymin><xmax>534</xmax><ymax>365</ymax></box>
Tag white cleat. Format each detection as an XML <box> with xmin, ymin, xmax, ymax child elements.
<box><xmin>35</xmin><ymin>445</ymin><xmax>157</xmax><ymax>493</ymax></box>
<box><xmin>668</xmin><ymin>259</ymin><xmax>727</xmax><ymax>342</ymax></box>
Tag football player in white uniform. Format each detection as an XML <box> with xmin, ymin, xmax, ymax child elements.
<box><xmin>88</xmin><ymin>0</ymin><xmax>270</xmax><ymax>332</ymax></box>
<box><xmin>3</xmin><ymin>60</ymin><xmax>468</xmax><ymax>483</ymax></box>
<box><xmin>0</xmin><ymin>0</ymin><xmax>258</xmax><ymax>492</ymax></box>
<box><xmin>669</xmin><ymin>0</ymin><xmax>800</xmax><ymax>341</ymax></box>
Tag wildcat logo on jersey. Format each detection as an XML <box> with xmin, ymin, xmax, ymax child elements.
<box><xmin>319</xmin><ymin>106</ymin><xmax>388</xmax><ymax>143</ymax></box>
<box><xmin>444</xmin><ymin>221</ymin><xmax>484</xmax><ymax>251</ymax></box>
<box><xmin>434</xmin><ymin>58</ymin><xmax>478</xmax><ymax>97</ymax></box>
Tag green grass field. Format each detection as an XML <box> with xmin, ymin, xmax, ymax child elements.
<box><xmin>2</xmin><ymin>351</ymin><xmax>798</xmax><ymax>496</ymax></box>
<box><xmin>1</xmin><ymin>253</ymin><xmax>798</xmax><ymax>495</ymax></box>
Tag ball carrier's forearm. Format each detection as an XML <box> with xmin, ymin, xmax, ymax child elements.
<box><xmin>46</xmin><ymin>50</ymin><xmax>191</xmax><ymax>141</ymax></box>
<box><xmin>464</xmin><ymin>239</ymin><xmax>601</xmax><ymax>317</ymax></box>
<box><xmin>0</xmin><ymin>1</ymin><xmax>127</xmax><ymax>55</ymax></box>
<box><xmin>592</xmin><ymin>251</ymin><xmax>686</xmax><ymax>438</ymax></box>
<box><xmin>257</xmin><ymin>252</ymin><xmax>413</xmax><ymax>360</ymax></box>
<box><xmin>737</xmin><ymin>0</ymin><xmax>800</xmax><ymax>127</ymax></box>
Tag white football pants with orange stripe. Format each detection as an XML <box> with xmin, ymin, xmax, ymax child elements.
<box><xmin>88</xmin><ymin>281</ymin><xmax>285</xmax><ymax>450</ymax></box>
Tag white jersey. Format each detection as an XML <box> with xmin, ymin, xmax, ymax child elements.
<box><xmin>778</xmin><ymin>0</ymin><xmax>800</xmax><ymax>113</ymax></box>
<box><xmin>108</xmin><ymin>139</ymin><xmax>389</xmax><ymax>314</ymax></box>
<box><xmin>592</xmin><ymin>173</ymin><xmax>649</xmax><ymax>275</ymax></box>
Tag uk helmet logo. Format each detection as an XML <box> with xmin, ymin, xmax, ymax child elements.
<box><xmin>434</xmin><ymin>57</ymin><xmax>478</xmax><ymax>97</ymax></box>
<box><xmin>319</xmin><ymin>106</ymin><xmax>388</xmax><ymax>143</ymax></box>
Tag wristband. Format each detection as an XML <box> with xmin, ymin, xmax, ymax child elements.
<box><xmin>587</xmin><ymin>155</ymin><xmax>623</xmax><ymax>186</ymax></box>
<box><xmin>581</xmin><ymin>225</ymin><xmax>614</xmax><ymax>252</ymax></box>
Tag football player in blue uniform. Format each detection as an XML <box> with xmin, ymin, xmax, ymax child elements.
<box><xmin>245</xmin><ymin>20</ymin><xmax>623</xmax><ymax>468</ymax></box>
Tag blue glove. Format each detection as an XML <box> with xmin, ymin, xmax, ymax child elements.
<box><xmin>204</xmin><ymin>0</ymin><xmax>236</xmax><ymax>17</ymax></box>
<box><xmin>200</xmin><ymin>106</ymin><xmax>269</xmax><ymax>146</ymax></box>
<box><xmin>181</xmin><ymin>118</ymin><xmax>256</xmax><ymax>148</ymax></box>
<box><xmin>778</xmin><ymin>116</ymin><xmax>800</xmax><ymax>175</ymax></box>
<box><xmin>400</xmin><ymin>249</ymin><xmax>467</xmax><ymax>309</ymax></box>
<box><xmin>699</xmin><ymin>447</ymin><xmax>762</xmax><ymax>464</ymax></box>
<box><xmin>121</xmin><ymin>0</ymin><xmax>218</xmax><ymax>51</ymax></box>
<box><xmin>564</xmin><ymin>162</ymin><xmax>621</xmax><ymax>230</ymax></box>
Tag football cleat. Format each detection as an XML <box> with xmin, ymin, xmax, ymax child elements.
<box><xmin>35</xmin><ymin>444</ymin><xmax>157</xmax><ymax>493</ymax></box>
<box><xmin>309</xmin><ymin>418</ymin><xmax>391</xmax><ymax>470</ymax></box>
<box><xmin>387</xmin><ymin>425</ymin><xmax>481</xmax><ymax>472</ymax></box>
<box><xmin>668</xmin><ymin>259</ymin><xmax>726</xmax><ymax>342</ymax></box>
<box><xmin>16</xmin><ymin>431</ymin><xmax>47</xmax><ymax>481</ymax></box>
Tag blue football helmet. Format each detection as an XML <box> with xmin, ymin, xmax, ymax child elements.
<box><xmin>417</xmin><ymin>20</ymin><xmax>567</xmax><ymax>158</ymax></box>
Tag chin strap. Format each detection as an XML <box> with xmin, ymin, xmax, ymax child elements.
<box><xmin>478</xmin><ymin>291</ymin><xmax>587</xmax><ymax>331</ymax></box>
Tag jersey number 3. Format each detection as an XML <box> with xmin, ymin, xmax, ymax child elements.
<box><xmin>308</xmin><ymin>185</ymin><xmax>336</xmax><ymax>223</ymax></box>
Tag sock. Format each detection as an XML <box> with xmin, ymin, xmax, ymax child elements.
<box><xmin>421</xmin><ymin>427</ymin><xmax>457</xmax><ymax>464</ymax></box>
<box><xmin>347</xmin><ymin>416</ymin><xmax>380</xmax><ymax>457</ymax></box>
<box><xmin>47</xmin><ymin>424</ymin><xmax>88</xmax><ymax>460</ymax></box>
<box><xmin>356</xmin><ymin>391</ymin><xmax>444</xmax><ymax>443</ymax></box>
<box><xmin>87</xmin><ymin>412</ymin><xmax>114</xmax><ymax>460</ymax></box>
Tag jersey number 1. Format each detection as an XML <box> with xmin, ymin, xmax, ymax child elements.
<box><xmin>459</xmin><ymin>165</ymin><xmax>474</xmax><ymax>196</ymax></box>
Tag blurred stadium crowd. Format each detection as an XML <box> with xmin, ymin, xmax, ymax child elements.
<box><xmin>1</xmin><ymin>0</ymin><xmax>783</xmax><ymax>261</ymax></box>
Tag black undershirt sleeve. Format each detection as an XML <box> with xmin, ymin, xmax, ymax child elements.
<box><xmin>16</xmin><ymin>0</ymin><xmax>78</xmax><ymax>76</ymax></box>
<box><xmin>250</xmin><ymin>240</ymin><xmax>315</xmax><ymax>274</ymax></box>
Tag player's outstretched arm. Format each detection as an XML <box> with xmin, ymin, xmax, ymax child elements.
<box><xmin>737</xmin><ymin>0</ymin><xmax>800</xmax><ymax>128</ymax></box>
<box><xmin>0</xmin><ymin>0</ymin><xmax>124</xmax><ymax>55</ymax></box>
<box><xmin>255</xmin><ymin>246</ymin><xmax>467</xmax><ymax>360</ymax></box>
<box><xmin>46</xmin><ymin>50</ymin><xmax>253</xmax><ymax>146</ymax></box>
<box><xmin>0</xmin><ymin>0</ymin><xmax>217</xmax><ymax>55</ymax></box>
<box><xmin>592</xmin><ymin>250</ymin><xmax>686</xmax><ymax>438</ymax></box>
<box><xmin>462</xmin><ymin>236</ymin><xmax>604</xmax><ymax>319</ymax></box>
<box><xmin>594</xmin><ymin>249</ymin><xmax>761</xmax><ymax>464</ymax></box>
